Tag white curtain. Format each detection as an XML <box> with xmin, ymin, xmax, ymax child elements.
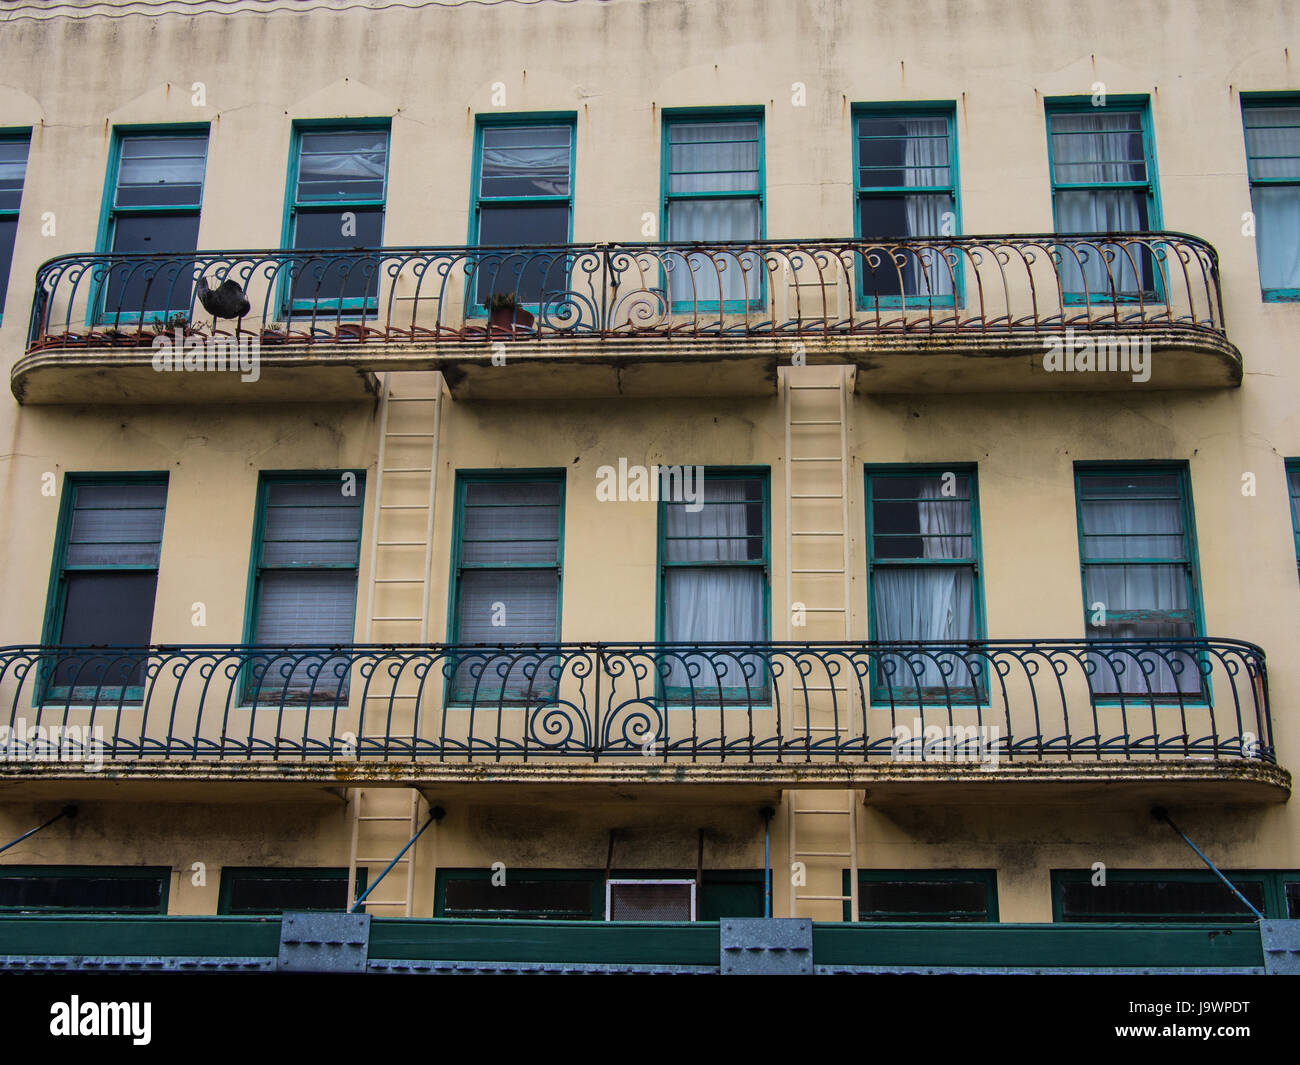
<box><xmin>1081</xmin><ymin>493</ymin><xmax>1197</xmax><ymax>695</ymax></box>
<box><xmin>1246</xmin><ymin>107</ymin><xmax>1300</xmax><ymax>290</ymax></box>
<box><xmin>666</xmin><ymin>123</ymin><xmax>762</xmax><ymax>305</ymax></box>
<box><xmin>1052</xmin><ymin>113</ymin><xmax>1145</xmax><ymax>295</ymax></box>
<box><xmin>873</xmin><ymin>480</ymin><xmax>975</xmax><ymax>695</ymax></box>
<box><xmin>902</xmin><ymin>119</ymin><xmax>953</xmax><ymax>297</ymax></box>
<box><xmin>664</xmin><ymin>480</ymin><xmax>763</xmax><ymax>693</ymax></box>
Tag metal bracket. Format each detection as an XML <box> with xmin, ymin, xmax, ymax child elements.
<box><xmin>1260</xmin><ymin>919</ymin><xmax>1300</xmax><ymax>975</ymax></box>
<box><xmin>277</xmin><ymin>912</ymin><xmax>371</xmax><ymax>974</ymax></box>
<box><xmin>720</xmin><ymin>917</ymin><xmax>813</xmax><ymax>975</ymax></box>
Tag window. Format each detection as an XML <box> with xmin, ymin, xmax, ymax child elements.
<box><xmin>854</xmin><ymin>107</ymin><xmax>957</xmax><ymax>302</ymax></box>
<box><xmin>448</xmin><ymin>472</ymin><xmax>564</xmax><ymax>702</ymax></box>
<box><xmin>1074</xmin><ymin>465</ymin><xmax>1203</xmax><ymax>697</ymax></box>
<box><xmin>0</xmin><ymin>866</ymin><xmax>169</xmax><ymax>914</ymax></box>
<box><xmin>471</xmin><ymin>117</ymin><xmax>574</xmax><ymax>308</ymax></box>
<box><xmin>658</xmin><ymin>469</ymin><xmax>769</xmax><ymax>702</ymax></box>
<box><xmin>244</xmin><ymin>474</ymin><xmax>365</xmax><ymax>702</ymax></box>
<box><xmin>847</xmin><ymin>870</ymin><xmax>998</xmax><ymax>922</ymax></box>
<box><xmin>1046</xmin><ymin>100</ymin><xmax>1158</xmax><ymax>298</ymax></box>
<box><xmin>286</xmin><ymin>124</ymin><xmax>389</xmax><ymax>311</ymax></box>
<box><xmin>218</xmin><ymin>867</ymin><xmax>362</xmax><ymax>915</ymax></box>
<box><xmin>663</xmin><ymin>113</ymin><xmax>763</xmax><ymax>307</ymax></box>
<box><xmin>434</xmin><ymin>868</ymin><xmax>764</xmax><ymax>921</ymax></box>
<box><xmin>0</xmin><ymin>131</ymin><xmax>30</xmax><ymax>321</ymax></box>
<box><xmin>1051</xmin><ymin>869</ymin><xmax>1300</xmax><ymax>922</ymax></box>
<box><xmin>1242</xmin><ymin>99</ymin><xmax>1300</xmax><ymax>299</ymax></box>
<box><xmin>1286</xmin><ymin>459</ymin><xmax>1300</xmax><ymax>582</ymax></box>
<box><xmin>100</xmin><ymin>128</ymin><xmax>208</xmax><ymax>317</ymax></box>
<box><xmin>42</xmin><ymin>476</ymin><xmax>168</xmax><ymax>702</ymax></box>
<box><xmin>864</xmin><ymin>467</ymin><xmax>983</xmax><ymax>701</ymax></box>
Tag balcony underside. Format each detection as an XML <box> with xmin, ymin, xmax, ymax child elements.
<box><xmin>10</xmin><ymin>330</ymin><xmax>1241</xmax><ymax>404</ymax></box>
<box><xmin>0</xmin><ymin>757</ymin><xmax>1287</xmax><ymax>804</ymax></box>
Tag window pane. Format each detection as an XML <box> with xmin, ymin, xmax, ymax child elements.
<box><xmin>65</xmin><ymin>483</ymin><xmax>167</xmax><ymax>566</ymax></box>
<box><xmin>224</xmin><ymin>870</ymin><xmax>349</xmax><ymax>914</ymax></box>
<box><xmin>1250</xmin><ymin>185</ymin><xmax>1300</xmax><ymax>290</ymax></box>
<box><xmin>668</xmin><ymin>121</ymin><xmax>760</xmax><ymax>194</ymax></box>
<box><xmin>0</xmin><ymin>871</ymin><xmax>166</xmax><ymax>913</ymax></box>
<box><xmin>0</xmin><ymin>137</ymin><xmax>30</xmax><ymax>212</ymax></box>
<box><xmin>456</xmin><ymin>569</ymin><xmax>559</xmax><ymax>643</ymax></box>
<box><xmin>0</xmin><ymin>216</ymin><xmax>18</xmax><ymax>303</ymax></box>
<box><xmin>115</xmin><ymin>135</ymin><xmax>207</xmax><ymax>208</ymax></box>
<box><xmin>254</xmin><ymin>570</ymin><xmax>357</xmax><ymax>644</ymax></box>
<box><xmin>1058</xmin><ymin>877</ymin><xmax>1263</xmax><ymax>922</ymax></box>
<box><xmin>443</xmin><ymin>876</ymin><xmax>593</xmax><ymax>919</ymax></box>
<box><xmin>296</xmin><ymin>131</ymin><xmax>388</xmax><ymax>203</ymax></box>
<box><xmin>260</xmin><ymin>481</ymin><xmax>362</xmax><ymax>566</ymax></box>
<box><xmin>53</xmin><ymin>573</ymin><xmax>158</xmax><ymax>690</ymax></box>
<box><xmin>859</xmin><ymin>877</ymin><xmax>990</xmax><ymax>920</ymax></box>
<box><xmin>1050</xmin><ymin>111</ymin><xmax>1146</xmax><ymax>184</ymax></box>
<box><xmin>664</xmin><ymin>477</ymin><xmax>763</xmax><ymax>562</ymax></box>
<box><xmin>857</xmin><ymin>116</ymin><xmax>950</xmax><ymax>189</ymax></box>
<box><xmin>460</xmin><ymin>481</ymin><xmax>561</xmax><ymax>564</ymax></box>
<box><xmin>106</xmin><ymin>215</ymin><xmax>200</xmax><ymax>314</ymax></box>
<box><xmin>1244</xmin><ymin>105</ymin><xmax>1300</xmax><ymax>180</ymax></box>
<box><xmin>1287</xmin><ymin>881</ymin><xmax>1300</xmax><ymax>919</ymax></box>
<box><xmin>871</xmin><ymin>475</ymin><xmax>973</xmax><ymax>561</ymax></box>
<box><xmin>480</xmin><ymin>126</ymin><xmax>571</xmax><ymax>198</ymax></box>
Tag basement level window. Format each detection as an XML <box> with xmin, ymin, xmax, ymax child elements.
<box><xmin>851</xmin><ymin>870</ymin><xmax>998</xmax><ymax>921</ymax></box>
<box><xmin>218</xmin><ymin>867</ymin><xmax>362</xmax><ymax>915</ymax></box>
<box><xmin>0</xmin><ymin>866</ymin><xmax>169</xmax><ymax>914</ymax></box>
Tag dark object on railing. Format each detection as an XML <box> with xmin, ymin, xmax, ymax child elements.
<box><xmin>0</xmin><ymin>639</ymin><xmax>1272</xmax><ymax>765</ymax></box>
<box><xmin>24</xmin><ymin>233</ymin><xmax>1229</xmax><ymax>352</ymax></box>
<box><xmin>196</xmin><ymin>277</ymin><xmax>250</xmax><ymax>319</ymax></box>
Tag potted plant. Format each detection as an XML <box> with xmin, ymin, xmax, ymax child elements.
<box><xmin>485</xmin><ymin>292</ymin><xmax>534</xmax><ymax>332</ymax></box>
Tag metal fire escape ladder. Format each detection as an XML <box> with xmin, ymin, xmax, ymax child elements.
<box><xmin>781</xmin><ymin>365</ymin><xmax>860</xmax><ymax>921</ymax></box>
<box><xmin>347</xmin><ymin>371</ymin><xmax>444</xmax><ymax>918</ymax></box>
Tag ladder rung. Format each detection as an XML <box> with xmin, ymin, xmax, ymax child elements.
<box><xmin>791</xmin><ymin>493</ymin><xmax>843</xmax><ymax>499</ymax></box>
<box><xmin>382</xmin><ymin>467</ymin><xmax>433</xmax><ymax>474</ymax></box>
<box><xmin>796</xmin><ymin>851</ymin><xmax>852</xmax><ymax>858</ymax></box>
<box><xmin>789</xmin><ymin>420</ymin><xmax>842</xmax><ymax>426</ymax></box>
<box><xmin>791</xmin><ymin>531</ymin><xmax>845</xmax><ymax>536</ymax></box>
<box><xmin>384</xmin><ymin>432</ymin><xmax>437</xmax><ymax>437</ymax></box>
<box><xmin>379</xmin><ymin>504</ymin><xmax>429</xmax><ymax>510</ymax></box>
<box><xmin>370</xmin><ymin>616</ymin><xmax>423</xmax><ymax>622</ymax></box>
<box><xmin>376</xmin><ymin>540</ymin><xmax>426</xmax><ymax>546</ymax></box>
<box><xmin>792</xmin><ymin>568</ymin><xmax>847</xmax><ymax>574</ymax></box>
<box><xmin>356</xmin><ymin>857</ymin><xmax>411</xmax><ymax>864</ymax></box>
<box><xmin>794</xmin><ymin>894</ymin><xmax>852</xmax><ymax>902</ymax></box>
<box><xmin>793</xmin><ymin>808</ymin><xmax>853</xmax><ymax>815</ymax></box>
<box><xmin>800</xmin><ymin>606</ymin><xmax>847</xmax><ymax>612</ymax></box>
<box><xmin>386</xmin><ymin>396</ymin><xmax>440</xmax><ymax>402</ymax></box>
<box><xmin>357</xmin><ymin>815</ymin><xmax>415</xmax><ymax>822</ymax></box>
<box><xmin>372</xmin><ymin>578</ymin><xmax>424</xmax><ymax>584</ymax></box>
<box><xmin>789</xmin><ymin>456</ymin><xmax>842</xmax><ymax>462</ymax></box>
<box><xmin>787</xmin><ymin>384</ymin><xmax>842</xmax><ymax>390</ymax></box>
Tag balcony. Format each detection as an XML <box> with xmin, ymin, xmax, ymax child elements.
<box><xmin>0</xmin><ymin>639</ymin><xmax>1286</xmax><ymax>802</ymax></box>
<box><xmin>11</xmin><ymin>233</ymin><xmax>1240</xmax><ymax>404</ymax></box>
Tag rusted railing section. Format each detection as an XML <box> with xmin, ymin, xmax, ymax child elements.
<box><xmin>25</xmin><ymin>233</ymin><xmax>1227</xmax><ymax>352</ymax></box>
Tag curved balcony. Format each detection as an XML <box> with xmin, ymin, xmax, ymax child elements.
<box><xmin>0</xmin><ymin>639</ymin><xmax>1285</xmax><ymax>802</ymax></box>
<box><xmin>11</xmin><ymin>233</ymin><xmax>1240</xmax><ymax>403</ymax></box>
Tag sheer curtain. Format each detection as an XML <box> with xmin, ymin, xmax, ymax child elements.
<box><xmin>1082</xmin><ymin>493</ymin><xmax>1197</xmax><ymax>695</ymax></box>
<box><xmin>874</xmin><ymin>481</ymin><xmax>975</xmax><ymax>694</ymax></box>
<box><xmin>664</xmin><ymin>480</ymin><xmax>763</xmax><ymax>693</ymax></box>
<box><xmin>481</xmin><ymin>145</ymin><xmax>571</xmax><ymax>196</ymax></box>
<box><xmin>1246</xmin><ymin>107</ymin><xmax>1300</xmax><ymax>290</ymax></box>
<box><xmin>667</xmin><ymin>123</ymin><xmax>761</xmax><ymax>305</ymax></box>
<box><xmin>1053</xmin><ymin>113</ymin><xmax>1145</xmax><ymax>295</ymax></box>
<box><xmin>903</xmin><ymin>119</ymin><xmax>953</xmax><ymax>297</ymax></box>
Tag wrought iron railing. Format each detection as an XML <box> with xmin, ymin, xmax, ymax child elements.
<box><xmin>24</xmin><ymin>233</ymin><xmax>1228</xmax><ymax>352</ymax></box>
<box><xmin>0</xmin><ymin>640</ymin><xmax>1272</xmax><ymax>764</ymax></box>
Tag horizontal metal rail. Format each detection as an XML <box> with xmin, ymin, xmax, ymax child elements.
<box><xmin>25</xmin><ymin>233</ymin><xmax>1227</xmax><ymax>352</ymax></box>
<box><xmin>0</xmin><ymin>639</ymin><xmax>1272</xmax><ymax>764</ymax></box>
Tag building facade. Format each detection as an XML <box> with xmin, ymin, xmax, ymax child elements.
<box><xmin>0</xmin><ymin>0</ymin><xmax>1298</xmax><ymax>950</ymax></box>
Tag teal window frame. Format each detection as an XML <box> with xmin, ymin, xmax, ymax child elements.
<box><xmin>843</xmin><ymin>869</ymin><xmax>999</xmax><ymax>922</ymax></box>
<box><xmin>660</xmin><ymin>107</ymin><xmax>766</xmax><ymax>314</ymax></box>
<box><xmin>92</xmin><ymin>123</ymin><xmax>210</xmax><ymax>326</ymax></box>
<box><xmin>39</xmin><ymin>471</ymin><xmax>169</xmax><ymax>706</ymax></box>
<box><xmin>655</xmin><ymin>466</ymin><xmax>771</xmax><ymax>705</ymax></box>
<box><xmin>217</xmin><ymin>866</ymin><xmax>365</xmax><ymax>915</ymax></box>
<box><xmin>1286</xmin><ymin>458</ymin><xmax>1300</xmax><ymax>583</ymax></box>
<box><xmin>467</xmin><ymin>112</ymin><xmax>576</xmax><ymax>318</ymax></box>
<box><xmin>863</xmin><ymin>464</ymin><xmax>986</xmax><ymax>705</ymax></box>
<box><xmin>1045</xmin><ymin>96</ymin><xmax>1162</xmax><ymax>305</ymax></box>
<box><xmin>1073</xmin><ymin>462</ymin><xmax>1207</xmax><ymax>705</ymax></box>
<box><xmin>0</xmin><ymin>865</ymin><xmax>170</xmax><ymax>914</ymax></box>
<box><xmin>0</xmin><ymin>128</ymin><xmax>32</xmax><ymax>327</ymax></box>
<box><xmin>239</xmin><ymin>470</ymin><xmax>366</xmax><ymax>706</ymax></box>
<box><xmin>434</xmin><ymin>867</ymin><xmax>764</xmax><ymax>921</ymax></box>
<box><xmin>444</xmin><ymin>469</ymin><xmax>566</xmax><ymax>705</ymax></box>
<box><xmin>1050</xmin><ymin>868</ymin><xmax>1300</xmax><ymax>922</ymax></box>
<box><xmin>1241</xmin><ymin>93</ymin><xmax>1300</xmax><ymax>301</ymax></box>
<box><xmin>852</xmin><ymin>103</ymin><xmax>962</xmax><ymax>309</ymax></box>
<box><xmin>280</xmin><ymin>118</ymin><xmax>391</xmax><ymax>318</ymax></box>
